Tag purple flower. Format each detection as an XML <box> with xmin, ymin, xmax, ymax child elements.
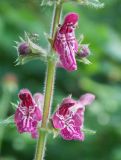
<box><xmin>52</xmin><ymin>93</ymin><xmax>95</xmax><ymax>141</ymax></box>
<box><xmin>54</xmin><ymin>12</ymin><xmax>79</xmax><ymax>72</ymax></box>
<box><xmin>14</xmin><ymin>89</ymin><xmax>43</xmax><ymax>138</ymax></box>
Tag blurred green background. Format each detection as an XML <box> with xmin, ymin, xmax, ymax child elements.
<box><xmin>0</xmin><ymin>0</ymin><xmax>121</xmax><ymax>160</ymax></box>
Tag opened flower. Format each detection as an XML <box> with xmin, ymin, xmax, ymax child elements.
<box><xmin>52</xmin><ymin>93</ymin><xmax>95</xmax><ymax>141</ymax></box>
<box><xmin>14</xmin><ymin>89</ymin><xmax>43</xmax><ymax>138</ymax></box>
<box><xmin>54</xmin><ymin>12</ymin><xmax>79</xmax><ymax>71</ymax></box>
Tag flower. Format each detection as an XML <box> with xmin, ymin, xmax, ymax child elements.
<box><xmin>14</xmin><ymin>89</ymin><xmax>43</xmax><ymax>138</ymax></box>
<box><xmin>52</xmin><ymin>93</ymin><xmax>95</xmax><ymax>141</ymax></box>
<box><xmin>54</xmin><ymin>12</ymin><xmax>79</xmax><ymax>71</ymax></box>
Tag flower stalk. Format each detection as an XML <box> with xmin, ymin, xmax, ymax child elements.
<box><xmin>35</xmin><ymin>1</ymin><xmax>62</xmax><ymax>160</ymax></box>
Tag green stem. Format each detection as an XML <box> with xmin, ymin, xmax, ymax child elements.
<box><xmin>35</xmin><ymin>2</ymin><xmax>62</xmax><ymax>160</ymax></box>
<box><xmin>51</xmin><ymin>2</ymin><xmax>62</xmax><ymax>42</ymax></box>
<box><xmin>41</xmin><ymin>60</ymin><xmax>56</xmax><ymax>128</ymax></box>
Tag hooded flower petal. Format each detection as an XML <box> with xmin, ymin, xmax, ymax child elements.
<box><xmin>14</xmin><ymin>89</ymin><xmax>43</xmax><ymax>138</ymax></box>
<box><xmin>54</xmin><ymin>12</ymin><xmax>79</xmax><ymax>71</ymax></box>
<box><xmin>52</xmin><ymin>93</ymin><xmax>95</xmax><ymax>141</ymax></box>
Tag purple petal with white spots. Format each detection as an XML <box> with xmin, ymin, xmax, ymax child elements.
<box><xmin>54</xmin><ymin>13</ymin><xmax>79</xmax><ymax>71</ymax></box>
<box><xmin>14</xmin><ymin>89</ymin><xmax>43</xmax><ymax>138</ymax></box>
<box><xmin>52</xmin><ymin>93</ymin><xmax>95</xmax><ymax>141</ymax></box>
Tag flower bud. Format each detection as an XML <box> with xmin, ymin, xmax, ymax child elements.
<box><xmin>78</xmin><ymin>45</ymin><xmax>90</xmax><ymax>58</ymax></box>
<box><xmin>18</xmin><ymin>42</ymin><xmax>31</xmax><ymax>56</ymax></box>
<box><xmin>15</xmin><ymin>32</ymin><xmax>48</xmax><ymax>65</ymax></box>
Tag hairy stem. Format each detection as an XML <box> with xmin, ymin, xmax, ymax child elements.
<box><xmin>35</xmin><ymin>2</ymin><xmax>62</xmax><ymax>160</ymax></box>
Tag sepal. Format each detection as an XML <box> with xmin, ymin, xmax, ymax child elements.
<box><xmin>10</xmin><ymin>102</ymin><xmax>18</xmax><ymax>110</ymax></box>
<box><xmin>41</xmin><ymin>0</ymin><xmax>61</xmax><ymax>6</ymax></box>
<box><xmin>66</xmin><ymin>0</ymin><xmax>104</xmax><ymax>8</ymax></box>
<box><xmin>15</xmin><ymin>54</ymin><xmax>47</xmax><ymax>66</ymax></box>
<box><xmin>78</xmin><ymin>0</ymin><xmax>104</xmax><ymax>8</ymax></box>
<box><xmin>77</xmin><ymin>57</ymin><xmax>92</xmax><ymax>65</ymax></box>
<box><xmin>0</xmin><ymin>115</ymin><xmax>15</xmax><ymax>127</ymax></box>
<box><xmin>40</xmin><ymin>0</ymin><xmax>104</xmax><ymax>8</ymax></box>
<box><xmin>82</xmin><ymin>128</ymin><xmax>96</xmax><ymax>135</ymax></box>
